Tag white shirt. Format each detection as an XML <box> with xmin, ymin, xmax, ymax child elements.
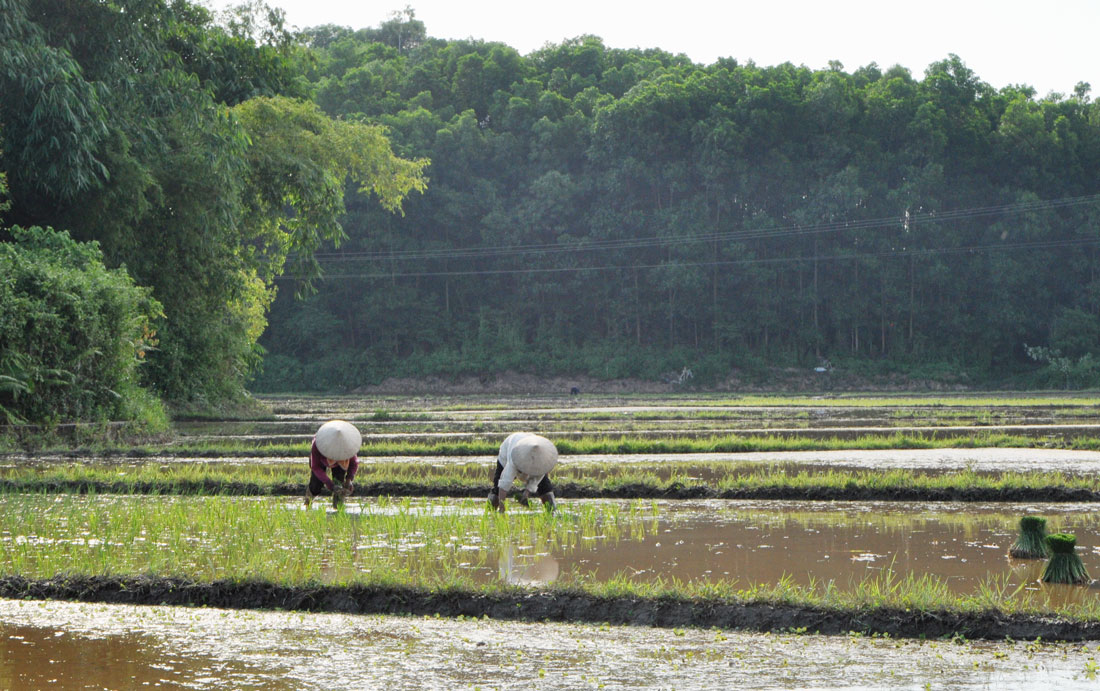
<box><xmin>497</xmin><ymin>432</ymin><xmax>544</xmax><ymax>494</ymax></box>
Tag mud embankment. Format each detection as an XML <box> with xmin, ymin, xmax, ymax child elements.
<box><xmin>5</xmin><ymin>479</ymin><xmax>1100</xmax><ymax>503</ymax></box>
<box><xmin>1</xmin><ymin>574</ymin><xmax>1097</xmax><ymax>641</ymax></box>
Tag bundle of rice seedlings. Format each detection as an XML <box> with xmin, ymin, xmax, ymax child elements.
<box><xmin>1041</xmin><ymin>533</ymin><xmax>1091</xmax><ymax>585</ymax></box>
<box><xmin>1009</xmin><ymin>516</ymin><xmax>1050</xmax><ymax>559</ymax></box>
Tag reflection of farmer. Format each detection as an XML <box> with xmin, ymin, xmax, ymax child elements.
<box><xmin>499</xmin><ymin>544</ymin><xmax>560</xmax><ymax>585</ymax></box>
<box><xmin>307</xmin><ymin>420</ymin><xmax>361</xmax><ymax>508</ymax></box>
<box><xmin>489</xmin><ymin>432</ymin><xmax>558</xmax><ymax>513</ymax></box>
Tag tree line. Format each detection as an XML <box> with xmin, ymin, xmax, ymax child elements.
<box><xmin>3</xmin><ymin>2</ymin><xmax>1100</xmax><ymax>433</ymax></box>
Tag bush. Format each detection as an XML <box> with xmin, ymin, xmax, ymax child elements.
<box><xmin>1024</xmin><ymin>345</ymin><xmax>1100</xmax><ymax>390</ymax></box>
<box><xmin>0</xmin><ymin>226</ymin><xmax>166</xmax><ymax>430</ymax></box>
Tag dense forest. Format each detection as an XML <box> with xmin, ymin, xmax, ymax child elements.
<box><xmin>3</xmin><ymin>1</ymin><xmax>1100</xmax><ymax>428</ymax></box>
<box><xmin>254</xmin><ymin>9</ymin><xmax>1100</xmax><ymax>391</ymax></box>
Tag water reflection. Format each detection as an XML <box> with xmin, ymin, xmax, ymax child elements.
<box><xmin>498</xmin><ymin>544</ymin><xmax>560</xmax><ymax>585</ymax></box>
<box><xmin>2</xmin><ymin>599</ymin><xmax>1097</xmax><ymax>690</ymax></box>
<box><xmin>4</xmin><ymin>494</ymin><xmax>1100</xmax><ymax>606</ymax></box>
<box><xmin>498</xmin><ymin>500</ymin><xmax>1100</xmax><ymax>606</ymax></box>
<box><xmin>0</xmin><ymin>622</ymin><xmax>287</xmax><ymax>690</ymax></box>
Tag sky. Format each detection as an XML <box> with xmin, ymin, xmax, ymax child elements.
<box><xmin>201</xmin><ymin>0</ymin><xmax>1097</xmax><ymax>98</ymax></box>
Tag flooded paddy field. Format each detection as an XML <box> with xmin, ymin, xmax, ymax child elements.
<box><xmin>165</xmin><ymin>393</ymin><xmax>1100</xmax><ymax>447</ymax></box>
<box><xmin>6</xmin><ymin>393</ymin><xmax>1100</xmax><ymax>686</ymax></box>
<box><xmin>4</xmin><ymin>494</ymin><xmax>1100</xmax><ymax>607</ymax></box>
<box><xmin>9</xmin><ymin>447</ymin><xmax>1100</xmax><ymax>512</ymax></box>
<box><xmin>173</xmin><ymin>423</ymin><xmax>1100</xmax><ymax>446</ymax></box>
<box><xmin>13</xmin><ymin>448</ymin><xmax>1100</xmax><ymax>483</ymax></box>
<box><xmin>3</xmin><ymin>599</ymin><xmax>1100</xmax><ymax>690</ymax></box>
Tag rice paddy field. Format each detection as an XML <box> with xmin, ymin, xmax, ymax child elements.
<box><xmin>4</xmin><ymin>391</ymin><xmax>1100</xmax><ymax>688</ymax></box>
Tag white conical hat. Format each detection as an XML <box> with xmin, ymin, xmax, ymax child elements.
<box><xmin>315</xmin><ymin>420</ymin><xmax>361</xmax><ymax>461</ymax></box>
<box><xmin>511</xmin><ymin>434</ymin><xmax>558</xmax><ymax>476</ymax></box>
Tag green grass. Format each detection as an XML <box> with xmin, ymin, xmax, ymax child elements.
<box><xmin>322</xmin><ymin>392</ymin><xmax>1100</xmax><ymax>410</ymax></box>
<box><xmin>7</xmin><ymin>390</ymin><xmax>1099</xmax><ymax>453</ymax></box>
<box><xmin>46</xmin><ymin>430</ymin><xmax>1098</xmax><ymax>459</ymax></box>
<box><xmin>4</xmin><ymin>460</ymin><xmax>1100</xmax><ymax>499</ymax></box>
<box><xmin>2</xmin><ymin>494</ymin><xmax>1099</xmax><ymax>622</ymax></box>
<box><xmin>0</xmin><ymin>494</ymin><xmax>647</xmax><ymax>587</ymax></box>
<box><xmin>574</xmin><ymin>567</ymin><xmax>1100</xmax><ymax>619</ymax></box>
<box><xmin>690</xmin><ymin>394</ymin><xmax>1100</xmax><ymax>408</ymax></box>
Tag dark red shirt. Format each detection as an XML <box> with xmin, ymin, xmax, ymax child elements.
<box><xmin>309</xmin><ymin>439</ymin><xmax>358</xmax><ymax>491</ymax></box>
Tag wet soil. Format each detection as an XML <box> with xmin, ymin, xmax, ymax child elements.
<box><xmin>5</xmin><ymin>393</ymin><xmax>1100</xmax><ymax>680</ymax></box>
<box><xmin>0</xmin><ymin>622</ymin><xmax>252</xmax><ymax>689</ymax></box>
<box><xmin>4</xmin><ymin>599</ymin><xmax>1096</xmax><ymax>691</ymax></box>
<box><xmin>5</xmin><ymin>495</ymin><xmax>1096</xmax><ymax>599</ymax></box>
<box><xmin>163</xmin><ymin>392</ymin><xmax>1100</xmax><ymax>449</ymax></box>
<box><xmin>2</xmin><ymin>574</ymin><xmax>1100</xmax><ymax>642</ymax></box>
<box><xmin>4</xmin><ymin>496</ymin><xmax>1100</xmax><ymax>641</ymax></box>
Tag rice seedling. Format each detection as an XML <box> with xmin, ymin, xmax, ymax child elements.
<box><xmin>566</xmin><ymin>565</ymin><xmax>1100</xmax><ymax>621</ymax></box>
<box><xmin>21</xmin><ymin>427</ymin><xmax>1084</xmax><ymax>459</ymax></box>
<box><xmin>5</xmin><ymin>460</ymin><xmax>1100</xmax><ymax>502</ymax></box>
<box><xmin>1041</xmin><ymin>534</ymin><xmax>1091</xmax><ymax>585</ymax></box>
<box><xmin>343</xmin><ymin>392</ymin><xmax>1100</xmax><ymax>410</ymax></box>
<box><xmin>4</xmin><ymin>492</ymin><xmax>1100</xmax><ymax>623</ymax></box>
<box><xmin>0</xmin><ymin>495</ymin><xmax>659</xmax><ymax>587</ymax></box>
<box><xmin>1009</xmin><ymin>517</ymin><xmax>1051</xmax><ymax>559</ymax></box>
<box><xmin>697</xmin><ymin>504</ymin><xmax>1093</xmax><ymax>538</ymax></box>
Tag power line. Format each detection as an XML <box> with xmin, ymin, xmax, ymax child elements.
<box><xmin>301</xmin><ymin>193</ymin><xmax>1100</xmax><ymax>265</ymax></box>
<box><xmin>274</xmin><ymin>235</ymin><xmax>1100</xmax><ymax>281</ymax></box>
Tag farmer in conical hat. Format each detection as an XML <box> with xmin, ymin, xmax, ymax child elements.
<box><xmin>489</xmin><ymin>432</ymin><xmax>558</xmax><ymax>513</ymax></box>
<box><xmin>307</xmin><ymin>420</ymin><xmax>361</xmax><ymax>508</ymax></box>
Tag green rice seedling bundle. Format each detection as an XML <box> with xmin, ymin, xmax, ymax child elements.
<box><xmin>1041</xmin><ymin>533</ymin><xmax>1091</xmax><ymax>585</ymax></box>
<box><xmin>1009</xmin><ymin>516</ymin><xmax>1051</xmax><ymax>559</ymax></box>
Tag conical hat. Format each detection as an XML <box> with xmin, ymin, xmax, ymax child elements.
<box><xmin>315</xmin><ymin>420</ymin><xmax>361</xmax><ymax>461</ymax></box>
<box><xmin>511</xmin><ymin>434</ymin><xmax>558</xmax><ymax>476</ymax></box>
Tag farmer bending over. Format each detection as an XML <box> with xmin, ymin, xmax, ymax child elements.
<box><xmin>489</xmin><ymin>432</ymin><xmax>558</xmax><ymax>513</ymax></box>
<box><xmin>307</xmin><ymin>419</ymin><xmax>361</xmax><ymax>508</ymax></box>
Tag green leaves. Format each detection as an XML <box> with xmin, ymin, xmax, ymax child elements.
<box><xmin>0</xmin><ymin>226</ymin><xmax>164</xmax><ymax>426</ymax></box>
<box><xmin>0</xmin><ymin>0</ymin><xmax>110</xmax><ymax>199</ymax></box>
<box><xmin>233</xmin><ymin>96</ymin><xmax>428</xmax><ymax>293</ymax></box>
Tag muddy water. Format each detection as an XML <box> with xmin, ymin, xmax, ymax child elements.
<box><xmin>0</xmin><ymin>622</ymin><xmax>277</xmax><ymax>689</ymax></box>
<box><xmin>174</xmin><ymin>395</ymin><xmax>1100</xmax><ymax>446</ymax></box>
<box><xmin>318</xmin><ymin>497</ymin><xmax>1100</xmax><ymax>607</ymax></box>
<box><xmin>530</xmin><ymin>447</ymin><xmax>1100</xmax><ymax>476</ymax></box>
<box><xmin>9</xmin><ymin>494</ymin><xmax>1098</xmax><ymax>603</ymax></box>
<box><xmin>174</xmin><ymin>423</ymin><xmax>1100</xmax><ymax>445</ymax></box>
<box><xmin>180</xmin><ymin>414</ymin><xmax>1011</xmax><ymax>437</ymax></box>
<box><xmin>493</xmin><ymin>500</ymin><xmax>1100</xmax><ymax>601</ymax></box>
<box><xmin>15</xmin><ymin>448</ymin><xmax>1100</xmax><ymax>480</ymax></box>
<box><xmin>1</xmin><ymin>599</ymin><xmax>1097</xmax><ymax>690</ymax></box>
<box><xmin>698</xmin><ymin>447</ymin><xmax>1100</xmax><ymax>473</ymax></box>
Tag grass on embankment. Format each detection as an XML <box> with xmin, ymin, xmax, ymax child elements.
<box><xmin>38</xmin><ymin>431</ymin><xmax>1100</xmax><ymax>459</ymax></box>
<box><xmin>5</xmin><ymin>460</ymin><xmax>1100</xmax><ymax>501</ymax></box>
<box><xmin>1</xmin><ymin>494</ymin><xmax>1099</xmax><ymax>637</ymax></box>
<box><xmin>364</xmin><ymin>393</ymin><xmax>1100</xmax><ymax>410</ymax></box>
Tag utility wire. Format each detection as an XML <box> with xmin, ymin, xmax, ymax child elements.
<box><xmin>302</xmin><ymin>193</ymin><xmax>1100</xmax><ymax>264</ymax></box>
<box><xmin>275</xmin><ymin>235</ymin><xmax>1100</xmax><ymax>281</ymax></box>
